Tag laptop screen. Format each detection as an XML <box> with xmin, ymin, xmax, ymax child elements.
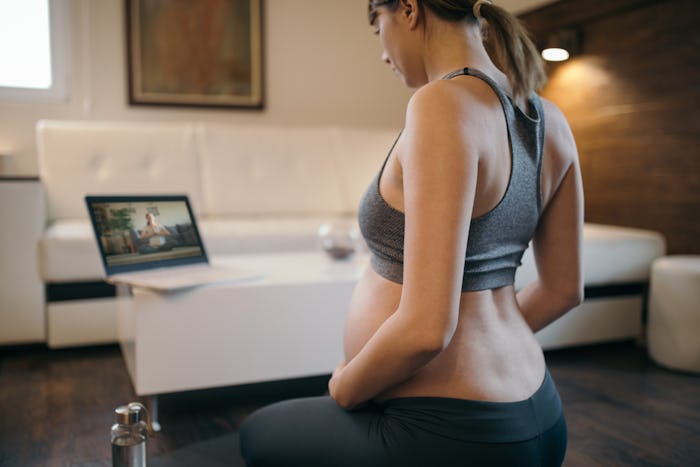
<box><xmin>85</xmin><ymin>195</ymin><xmax>209</xmax><ymax>275</ymax></box>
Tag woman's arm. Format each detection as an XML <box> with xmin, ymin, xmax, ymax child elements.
<box><xmin>329</xmin><ymin>82</ymin><xmax>480</xmax><ymax>409</ymax></box>
<box><xmin>516</xmin><ymin>100</ymin><xmax>584</xmax><ymax>332</ymax></box>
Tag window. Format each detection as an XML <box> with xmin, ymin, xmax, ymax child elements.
<box><xmin>0</xmin><ymin>0</ymin><xmax>68</xmax><ymax>101</ymax></box>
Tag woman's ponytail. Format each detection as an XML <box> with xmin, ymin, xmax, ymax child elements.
<box><xmin>475</xmin><ymin>1</ymin><xmax>546</xmax><ymax>99</ymax></box>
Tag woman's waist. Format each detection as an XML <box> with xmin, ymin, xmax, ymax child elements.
<box><xmin>376</xmin><ymin>328</ymin><xmax>546</xmax><ymax>403</ymax></box>
<box><xmin>376</xmin><ymin>293</ymin><xmax>545</xmax><ymax>402</ymax></box>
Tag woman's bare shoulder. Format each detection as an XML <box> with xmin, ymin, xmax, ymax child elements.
<box><xmin>539</xmin><ymin>97</ymin><xmax>581</xmax><ymax>207</ymax></box>
<box><xmin>406</xmin><ymin>80</ymin><xmax>462</xmax><ymax>117</ymax></box>
<box><xmin>408</xmin><ymin>77</ymin><xmax>497</xmax><ymax>114</ymax></box>
<box><xmin>403</xmin><ymin>79</ymin><xmax>495</xmax><ymax>156</ymax></box>
<box><xmin>540</xmin><ymin>97</ymin><xmax>577</xmax><ymax>159</ymax></box>
<box><xmin>541</xmin><ymin>98</ymin><xmax>578</xmax><ymax>166</ymax></box>
<box><xmin>399</xmin><ymin>87</ymin><xmax>479</xmax><ymax>176</ymax></box>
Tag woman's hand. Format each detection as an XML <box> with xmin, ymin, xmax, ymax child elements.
<box><xmin>328</xmin><ymin>360</ymin><xmax>346</xmax><ymax>402</ymax></box>
<box><xmin>329</xmin><ymin>360</ymin><xmax>371</xmax><ymax>411</ymax></box>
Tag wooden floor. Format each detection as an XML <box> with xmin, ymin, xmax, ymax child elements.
<box><xmin>1</xmin><ymin>340</ymin><xmax>698</xmax><ymax>466</ymax></box>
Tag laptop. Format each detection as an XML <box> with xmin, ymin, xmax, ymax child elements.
<box><xmin>85</xmin><ymin>194</ymin><xmax>258</xmax><ymax>292</ymax></box>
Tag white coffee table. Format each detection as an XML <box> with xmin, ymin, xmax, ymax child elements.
<box><xmin>117</xmin><ymin>251</ymin><xmax>368</xmax><ymax>429</ymax></box>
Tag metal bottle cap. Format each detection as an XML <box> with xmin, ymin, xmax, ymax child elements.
<box><xmin>115</xmin><ymin>403</ymin><xmax>143</xmax><ymax>425</ymax></box>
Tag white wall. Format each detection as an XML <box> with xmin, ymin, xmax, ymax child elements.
<box><xmin>0</xmin><ymin>0</ymin><xmax>413</xmax><ymax>175</ymax></box>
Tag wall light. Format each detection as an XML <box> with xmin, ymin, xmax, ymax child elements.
<box><xmin>541</xmin><ymin>29</ymin><xmax>580</xmax><ymax>62</ymax></box>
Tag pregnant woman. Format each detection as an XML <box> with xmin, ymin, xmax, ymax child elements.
<box><xmin>240</xmin><ymin>1</ymin><xmax>583</xmax><ymax>465</ymax></box>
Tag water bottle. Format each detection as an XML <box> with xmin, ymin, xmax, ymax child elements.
<box><xmin>111</xmin><ymin>402</ymin><xmax>152</xmax><ymax>467</ymax></box>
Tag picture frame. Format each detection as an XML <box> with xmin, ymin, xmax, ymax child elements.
<box><xmin>126</xmin><ymin>0</ymin><xmax>263</xmax><ymax>109</ymax></box>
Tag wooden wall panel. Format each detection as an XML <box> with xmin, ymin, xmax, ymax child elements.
<box><xmin>520</xmin><ymin>0</ymin><xmax>700</xmax><ymax>254</ymax></box>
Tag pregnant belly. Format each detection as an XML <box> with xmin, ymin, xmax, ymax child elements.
<box><xmin>343</xmin><ymin>265</ymin><xmax>402</xmax><ymax>361</ymax></box>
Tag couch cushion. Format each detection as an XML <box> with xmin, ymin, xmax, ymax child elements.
<box><xmin>199</xmin><ymin>217</ymin><xmax>356</xmax><ymax>256</ymax></box>
<box><xmin>578</xmin><ymin>223</ymin><xmax>666</xmax><ymax>284</ymax></box>
<box><xmin>37</xmin><ymin>120</ymin><xmax>201</xmax><ymax>221</ymax></box>
<box><xmin>515</xmin><ymin>223</ymin><xmax>666</xmax><ymax>289</ymax></box>
<box><xmin>39</xmin><ymin>220</ymin><xmax>104</xmax><ymax>282</ymax></box>
<box><xmin>198</xmin><ymin>124</ymin><xmax>346</xmax><ymax>217</ymax></box>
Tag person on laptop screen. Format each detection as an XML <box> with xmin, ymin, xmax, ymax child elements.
<box><xmin>139</xmin><ymin>212</ymin><xmax>175</xmax><ymax>253</ymax></box>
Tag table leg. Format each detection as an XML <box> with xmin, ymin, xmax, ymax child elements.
<box><xmin>148</xmin><ymin>394</ymin><xmax>161</xmax><ymax>432</ymax></box>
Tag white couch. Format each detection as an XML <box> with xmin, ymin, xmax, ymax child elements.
<box><xmin>33</xmin><ymin>120</ymin><xmax>666</xmax><ymax>349</ymax></box>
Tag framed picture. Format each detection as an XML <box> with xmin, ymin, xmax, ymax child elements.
<box><xmin>126</xmin><ymin>0</ymin><xmax>263</xmax><ymax>109</ymax></box>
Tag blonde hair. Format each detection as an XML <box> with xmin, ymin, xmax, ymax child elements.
<box><xmin>368</xmin><ymin>0</ymin><xmax>546</xmax><ymax>99</ymax></box>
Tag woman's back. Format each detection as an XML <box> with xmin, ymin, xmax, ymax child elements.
<box><xmin>347</xmin><ymin>66</ymin><xmax>577</xmax><ymax>402</ymax></box>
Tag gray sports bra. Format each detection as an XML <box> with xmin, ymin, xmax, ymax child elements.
<box><xmin>357</xmin><ymin>68</ymin><xmax>545</xmax><ymax>292</ymax></box>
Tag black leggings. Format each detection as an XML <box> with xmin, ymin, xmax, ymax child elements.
<box><xmin>239</xmin><ymin>369</ymin><xmax>567</xmax><ymax>466</ymax></box>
